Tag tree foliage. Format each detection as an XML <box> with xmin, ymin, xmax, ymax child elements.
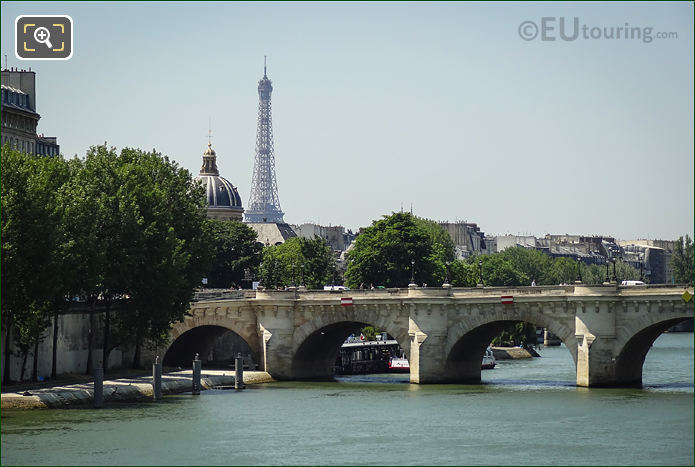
<box><xmin>113</xmin><ymin>147</ymin><xmax>212</xmax><ymax>360</ymax></box>
<box><xmin>671</xmin><ymin>235</ymin><xmax>694</xmax><ymax>284</ymax></box>
<box><xmin>202</xmin><ymin>219</ymin><xmax>262</xmax><ymax>288</ymax></box>
<box><xmin>259</xmin><ymin>236</ymin><xmax>336</xmax><ymax>289</ymax></box>
<box><xmin>2</xmin><ymin>144</ymin><xmax>215</xmax><ymax>378</ymax></box>
<box><xmin>344</xmin><ymin>212</ymin><xmax>454</xmax><ymax>288</ymax></box>
<box><xmin>473</xmin><ymin>254</ymin><xmax>528</xmax><ymax>286</ymax></box>
<box><xmin>1</xmin><ymin>146</ymin><xmax>72</xmax><ymax>381</ymax></box>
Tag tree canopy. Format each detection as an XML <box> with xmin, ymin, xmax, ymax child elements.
<box><xmin>203</xmin><ymin>218</ymin><xmax>262</xmax><ymax>288</ymax></box>
<box><xmin>2</xmin><ymin>144</ymin><xmax>215</xmax><ymax>377</ymax></box>
<box><xmin>259</xmin><ymin>236</ymin><xmax>336</xmax><ymax>289</ymax></box>
<box><xmin>1</xmin><ymin>147</ymin><xmax>72</xmax><ymax>381</ymax></box>
<box><xmin>671</xmin><ymin>235</ymin><xmax>694</xmax><ymax>285</ymax></box>
<box><xmin>344</xmin><ymin>212</ymin><xmax>454</xmax><ymax>288</ymax></box>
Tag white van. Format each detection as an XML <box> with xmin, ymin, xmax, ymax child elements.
<box><xmin>621</xmin><ymin>280</ymin><xmax>646</xmax><ymax>286</ymax></box>
<box><xmin>324</xmin><ymin>285</ymin><xmax>348</xmax><ymax>291</ymax></box>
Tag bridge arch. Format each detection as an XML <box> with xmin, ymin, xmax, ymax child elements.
<box><xmin>290</xmin><ymin>305</ymin><xmax>410</xmax><ymax>380</ymax></box>
<box><xmin>164</xmin><ymin>325</ymin><xmax>238</xmax><ymax>367</ymax></box>
<box><xmin>166</xmin><ymin>309</ymin><xmax>261</xmax><ymax>368</ymax></box>
<box><xmin>443</xmin><ymin>304</ymin><xmax>577</xmax><ymax>384</ymax></box>
<box><xmin>613</xmin><ymin>315</ymin><xmax>692</xmax><ymax>387</ymax></box>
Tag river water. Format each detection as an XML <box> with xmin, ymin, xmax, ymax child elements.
<box><xmin>2</xmin><ymin>332</ymin><xmax>693</xmax><ymax>466</ymax></box>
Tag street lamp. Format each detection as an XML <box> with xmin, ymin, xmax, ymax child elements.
<box><xmin>292</xmin><ymin>262</ymin><xmax>296</xmax><ymax>287</ymax></box>
<box><xmin>443</xmin><ymin>260</ymin><xmax>451</xmax><ymax>287</ymax></box>
<box><xmin>575</xmin><ymin>257</ymin><xmax>582</xmax><ymax>284</ymax></box>
<box><xmin>604</xmin><ymin>259</ymin><xmax>610</xmax><ymax>284</ymax></box>
<box><xmin>273</xmin><ymin>261</ymin><xmax>278</xmax><ymax>289</ymax></box>
<box><xmin>611</xmin><ymin>258</ymin><xmax>617</xmax><ymax>284</ymax></box>
<box><xmin>300</xmin><ymin>263</ymin><xmax>305</xmax><ymax>287</ymax></box>
<box><xmin>477</xmin><ymin>260</ymin><xmax>483</xmax><ymax>287</ymax></box>
<box><xmin>410</xmin><ymin>259</ymin><xmax>416</xmax><ymax>285</ymax></box>
<box><xmin>639</xmin><ymin>259</ymin><xmax>644</xmax><ymax>282</ymax></box>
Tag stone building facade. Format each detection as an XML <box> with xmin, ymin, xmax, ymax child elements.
<box><xmin>1</xmin><ymin>67</ymin><xmax>59</xmax><ymax>156</ymax></box>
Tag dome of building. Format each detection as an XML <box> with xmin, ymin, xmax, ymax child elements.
<box><xmin>194</xmin><ymin>142</ymin><xmax>244</xmax><ymax>221</ymax></box>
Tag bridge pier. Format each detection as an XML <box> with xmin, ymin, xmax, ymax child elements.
<box><xmin>408</xmin><ymin>303</ymin><xmax>451</xmax><ymax>384</ymax></box>
<box><xmin>256</xmin><ymin>296</ymin><xmax>297</xmax><ymax>380</ymax></box>
<box><xmin>575</xmin><ymin>300</ymin><xmax>620</xmax><ymax>387</ymax></box>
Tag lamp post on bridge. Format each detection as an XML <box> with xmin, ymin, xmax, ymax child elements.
<box><xmin>639</xmin><ymin>258</ymin><xmax>644</xmax><ymax>282</ymax></box>
<box><xmin>443</xmin><ymin>260</ymin><xmax>451</xmax><ymax>288</ymax></box>
<box><xmin>575</xmin><ymin>257</ymin><xmax>583</xmax><ymax>284</ymax></box>
<box><xmin>477</xmin><ymin>260</ymin><xmax>484</xmax><ymax>287</ymax></box>
<box><xmin>409</xmin><ymin>259</ymin><xmax>416</xmax><ymax>287</ymax></box>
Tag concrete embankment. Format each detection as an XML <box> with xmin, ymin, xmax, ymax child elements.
<box><xmin>1</xmin><ymin>370</ymin><xmax>275</xmax><ymax>409</ymax></box>
<box><xmin>491</xmin><ymin>346</ymin><xmax>540</xmax><ymax>359</ymax></box>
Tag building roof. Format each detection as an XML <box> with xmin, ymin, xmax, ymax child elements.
<box><xmin>1</xmin><ymin>83</ymin><xmax>26</xmax><ymax>94</ymax></box>
<box><xmin>1</xmin><ymin>84</ymin><xmax>38</xmax><ymax>116</ymax></box>
<box><xmin>246</xmin><ymin>222</ymin><xmax>297</xmax><ymax>246</ymax></box>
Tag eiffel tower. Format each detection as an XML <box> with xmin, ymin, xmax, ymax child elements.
<box><xmin>245</xmin><ymin>58</ymin><xmax>284</xmax><ymax>223</ymax></box>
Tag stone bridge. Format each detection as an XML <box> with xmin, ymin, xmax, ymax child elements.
<box><xmin>164</xmin><ymin>285</ymin><xmax>694</xmax><ymax>387</ymax></box>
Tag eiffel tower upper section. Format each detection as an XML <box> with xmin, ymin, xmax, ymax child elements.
<box><xmin>245</xmin><ymin>59</ymin><xmax>284</xmax><ymax>223</ymax></box>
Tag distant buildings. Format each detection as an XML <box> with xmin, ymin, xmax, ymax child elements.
<box><xmin>1</xmin><ymin>67</ymin><xmax>59</xmax><ymax>156</ymax></box>
<box><xmin>292</xmin><ymin>223</ymin><xmax>356</xmax><ymax>252</ymax></box>
<box><xmin>438</xmin><ymin>222</ymin><xmax>488</xmax><ymax>258</ymax></box>
<box><xmin>619</xmin><ymin>239</ymin><xmax>677</xmax><ymax>284</ymax></box>
<box><xmin>470</xmin><ymin>230</ymin><xmax>678</xmax><ymax>284</ymax></box>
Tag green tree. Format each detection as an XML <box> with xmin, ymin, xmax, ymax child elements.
<box><xmin>259</xmin><ymin>247</ymin><xmax>282</xmax><ymax>289</ymax></box>
<box><xmin>468</xmin><ymin>254</ymin><xmax>527</xmax><ymax>287</ymax></box>
<box><xmin>614</xmin><ymin>259</ymin><xmax>641</xmax><ymax>283</ymax></box>
<box><xmin>491</xmin><ymin>322</ymin><xmax>537</xmax><ymax>347</ymax></box>
<box><xmin>259</xmin><ymin>237</ymin><xmax>335</xmax><ymax>289</ymax></box>
<box><xmin>1</xmin><ymin>147</ymin><xmax>71</xmax><ymax>382</ymax></box>
<box><xmin>203</xmin><ymin>219</ymin><xmax>262</xmax><ymax>288</ymax></box>
<box><xmin>415</xmin><ymin>217</ymin><xmax>456</xmax><ymax>285</ymax></box>
<box><xmin>360</xmin><ymin>325</ymin><xmax>380</xmax><ymax>341</ymax></box>
<box><xmin>449</xmin><ymin>259</ymin><xmax>478</xmax><ymax>287</ymax></box>
<box><xmin>582</xmin><ymin>263</ymin><xmax>609</xmax><ymax>285</ymax></box>
<box><xmin>498</xmin><ymin>247</ymin><xmax>552</xmax><ymax>285</ymax></box>
<box><xmin>546</xmin><ymin>257</ymin><xmax>581</xmax><ymax>285</ymax></box>
<box><xmin>113</xmin><ymin>147</ymin><xmax>212</xmax><ymax>367</ymax></box>
<box><xmin>57</xmin><ymin>146</ymin><xmax>135</xmax><ymax>374</ymax></box>
<box><xmin>344</xmin><ymin>212</ymin><xmax>453</xmax><ymax>288</ymax></box>
<box><xmin>671</xmin><ymin>235</ymin><xmax>694</xmax><ymax>284</ymax></box>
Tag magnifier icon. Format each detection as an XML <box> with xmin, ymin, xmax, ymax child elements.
<box><xmin>33</xmin><ymin>27</ymin><xmax>53</xmax><ymax>49</ymax></box>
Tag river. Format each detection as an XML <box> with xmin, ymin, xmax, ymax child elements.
<box><xmin>2</xmin><ymin>332</ymin><xmax>692</xmax><ymax>465</ymax></box>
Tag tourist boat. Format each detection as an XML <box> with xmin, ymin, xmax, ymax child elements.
<box><xmin>387</xmin><ymin>348</ymin><xmax>496</xmax><ymax>373</ymax></box>
<box><xmin>482</xmin><ymin>346</ymin><xmax>496</xmax><ymax>370</ymax></box>
<box><xmin>388</xmin><ymin>355</ymin><xmax>410</xmax><ymax>373</ymax></box>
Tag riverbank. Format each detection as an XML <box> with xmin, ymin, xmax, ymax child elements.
<box><xmin>491</xmin><ymin>346</ymin><xmax>540</xmax><ymax>359</ymax></box>
<box><xmin>1</xmin><ymin>370</ymin><xmax>275</xmax><ymax>409</ymax></box>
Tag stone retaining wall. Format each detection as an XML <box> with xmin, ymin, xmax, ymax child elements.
<box><xmin>1</xmin><ymin>371</ymin><xmax>275</xmax><ymax>409</ymax></box>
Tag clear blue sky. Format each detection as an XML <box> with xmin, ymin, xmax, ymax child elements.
<box><xmin>2</xmin><ymin>1</ymin><xmax>693</xmax><ymax>240</ymax></box>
